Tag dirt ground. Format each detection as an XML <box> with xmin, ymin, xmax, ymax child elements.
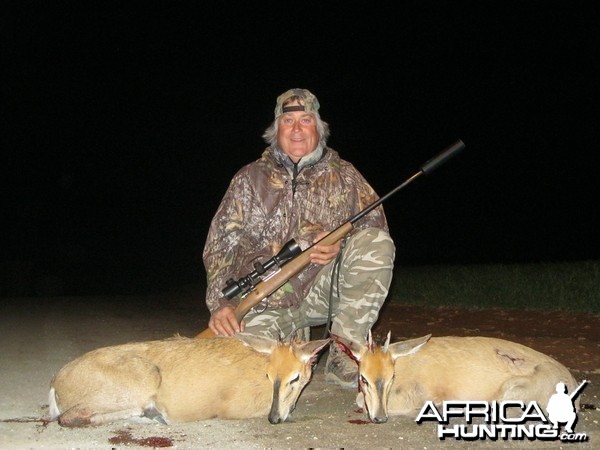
<box><xmin>0</xmin><ymin>287</ymin><xmax>598</xmax><ymax>449</ymax></box>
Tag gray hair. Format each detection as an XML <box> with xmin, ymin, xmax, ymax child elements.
<box><xmin>262</xmin><ymin>112</ymin><xmax>330</xmax><ymax>148</ymax></box>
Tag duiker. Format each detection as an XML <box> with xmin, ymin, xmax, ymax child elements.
<box><xmin>333</xmin><ymin>332</ymin><xmax>579</xmax><ymax>423</ymax></box>
<box><xmin>50</xmin><ymin>333</ymin><xmax>329</xmax><ymax>427</ymax></box>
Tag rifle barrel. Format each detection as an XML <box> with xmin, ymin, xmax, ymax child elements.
<box><xmin>351</xmin><ymin>139</ymin><xmax>465</xmax><ymax>225</ymax></box>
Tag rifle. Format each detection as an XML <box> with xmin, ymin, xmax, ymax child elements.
<box><xmin>196</xmin><ymin>139</ymin><xmax>465</xmax><ymax>338</ymax></box>
<box><xmin>570</xmin><ymin>380</ymin><xmax>588</xmax><ymax>401</ymax></box>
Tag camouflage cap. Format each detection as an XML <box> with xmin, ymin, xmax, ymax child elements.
<box><xmin>274</xmin><ymin>88</ymin><xmax>320</xmax><ymax>118</ymax></box>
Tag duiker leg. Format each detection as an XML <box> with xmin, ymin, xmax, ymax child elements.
<box><xmin>51</xmin><ymin>353</ymin><xmax>163</xmax><ymax>427</ymax></box>
<box><xmin>498</xmin><ymin>361</ymin><xmax>578</xmax><ymax>411</ymax></box>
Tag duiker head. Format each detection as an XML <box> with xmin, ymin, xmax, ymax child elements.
<box><xmin>332</xmin><ymin>331</ymin><xmax>431</xmax><ymax>423</ymax></box>
<box><xmin>237</xmin><ymin>333</ymin><xmax>329</xmax><ymax>424</ymax></box>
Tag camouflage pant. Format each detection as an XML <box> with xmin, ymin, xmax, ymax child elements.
<box><xmin>243</xmin><ymin>227</ymin><xmax>395</xmax><ymax>344</ymax></box>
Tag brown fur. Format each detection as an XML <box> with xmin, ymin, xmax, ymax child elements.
<box><xmin>49</xmin><ymin>334</ymin><xmax>329</xmax><ymax>427</ymax></box>
<box><xmin>333</xmin><ymin>332</ymin><xmax>579</xmax><ymax>423</ymax></box>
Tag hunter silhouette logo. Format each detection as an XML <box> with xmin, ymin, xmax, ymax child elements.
<box><xmin>546</xmin><ymin>383</ymin><xmax>583</xmax><ymax>433</ymax></box>
<box><xmin>416</xmin><ymin>380</ymin><xmax>589</xmax><ymax>442</ymax></box>
<box><xmin>547</xmin><ymin>380</ymin><xmax>587</xmax><ymax>434</ymax></box>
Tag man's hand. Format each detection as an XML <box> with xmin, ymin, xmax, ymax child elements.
<box><xmin>310</xmin><ymin>231</ymin><xmax>341</xmax><ymax>265</ymax></box>
<box><xmin>208</xmin><ymin>305</ymin><xmax>245</xmax><ymax>336</ymax></box>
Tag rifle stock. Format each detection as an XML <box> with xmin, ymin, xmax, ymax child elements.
<box><xmin>196</xmin><ymin>139</ymin><xmax>465</xmax><ymax>338</ymax></box>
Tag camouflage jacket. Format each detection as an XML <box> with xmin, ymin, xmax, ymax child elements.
<box><xmin>203</xmin><ymin>146</ymin><xmax>389</xmax><ymax>313</ymax></box>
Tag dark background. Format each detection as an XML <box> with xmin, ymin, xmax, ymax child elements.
<box><xmin>3</xmin><ymin>2</ymin><xmax>598</xmax><ymax>297</ymax></box>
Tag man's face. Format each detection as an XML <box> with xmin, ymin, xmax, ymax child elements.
<box><xmin>277</xmin><ymin>102</ymin><xmax>319</xmax><ymax>163</ymax></box>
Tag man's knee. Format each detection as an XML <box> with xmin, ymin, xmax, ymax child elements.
<box><xmin>345</xmin><ymin>227</ymin><xmax>395</xmax><ymax>267</ymax></box>
<box><xmin>337</xmin><ymin>228</ymin><xmax>395</xmax><ymax>308</ymax></box>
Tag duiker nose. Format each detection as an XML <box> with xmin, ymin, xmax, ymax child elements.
<box><xmin>268</xmin><ymin>414</ymin><xmax>284</xmax><ymax>424</ymax></box>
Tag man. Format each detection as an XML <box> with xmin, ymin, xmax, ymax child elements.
<box><xmin>203</xmin><ymin>88</ymin><xmax>395</xmax><ymax>388</ymax></box>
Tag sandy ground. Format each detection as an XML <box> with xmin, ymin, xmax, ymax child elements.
<box><xmin>1</xmin><ymin>286</ymin><xmax>598</xmax><ymax>449</ymax></box>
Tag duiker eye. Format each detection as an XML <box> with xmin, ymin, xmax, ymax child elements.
<box><xmin>360</xmin><ymin>375</ymin><xmax>369</xmax><ymax>386</ymax></box>
<box><xmin>289</xmin><ymin>374</ymin><xmax>300</xmax><ymax>384</ymax></box>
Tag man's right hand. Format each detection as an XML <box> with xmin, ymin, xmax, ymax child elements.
<box><xmin>208</xmin><ymin>305</ymin><xmax>245</xmax><ymax>336</ymax></box>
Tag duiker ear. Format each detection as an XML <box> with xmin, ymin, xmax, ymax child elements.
<box><xmin>294</xmin><ymin>338</ymin><xmax>330</xmax><ymax>364</ymax></box>
<box><xmin>388</xmin><ymin>334</ymin><xmax>432</xmax><ymax>360</ymax></box>
<box><xmin>330</xmin><ymin>334</ymin><xmax>365</xmax><ymax>362</ymax></box>
<box><xmin>235</xmin><ymin>333</ymin><xmax>277</xmax><ymax>354</ymax></box>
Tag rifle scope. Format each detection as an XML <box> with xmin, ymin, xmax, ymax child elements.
<box><xmin>222</xmin><ymin>239</ymin><xmax>302</xmax><ymax>299</ymax></box>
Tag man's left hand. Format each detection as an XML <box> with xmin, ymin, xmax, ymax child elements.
<box><xmin>310</xmin><ymin>231</ymin><xmax>341</xmax><ymax>265</ymax></box>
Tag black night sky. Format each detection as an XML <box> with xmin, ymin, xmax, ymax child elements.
<box><xmin>3</xmin><ymin>2</ymin><xmax>598</xmax><ymax>297</ymax></box>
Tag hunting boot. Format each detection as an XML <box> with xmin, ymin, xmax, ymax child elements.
<box><xmin>324</xmin><ymin>343</ymin><xmax>358</xmax><ymax>389</ymax></box>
